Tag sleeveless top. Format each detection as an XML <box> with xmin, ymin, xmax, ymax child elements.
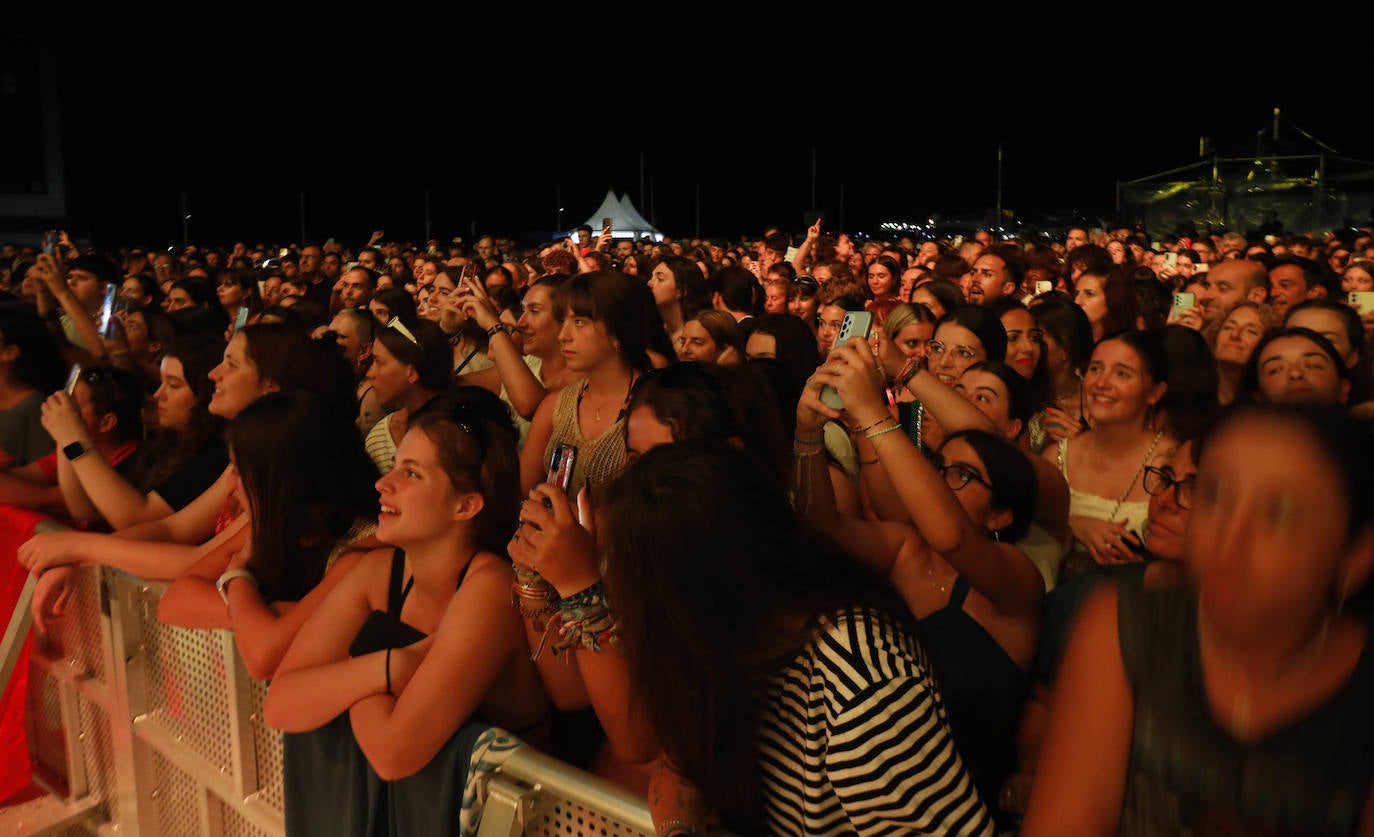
<box><xmin>1117</xmin><ymin>574</ymin><xmax>1374</xmax><ymax>835</ymax></box>
<box><xmin>542</xmin><ymin>381</ymin><xmax>631</xmax><ymax>500</ymax></box>
<box><xmin>1055</xmin><ymin>437</ymin><xmax>1151</xmax><ymax>536</ymax></box>
<box><xmin>916</xmin><ymin>576</ymin><xmax>1028</xmax><ymax>815</ymax></box>
<box><xmin>348</xmin><ymin>549</ymin><xmax>469</xmax><ymax>657</ymax></box>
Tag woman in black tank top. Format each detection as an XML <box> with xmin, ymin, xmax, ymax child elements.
<box><xmin>264</xmin><ymin>386</ymin><xmax>551</xmax><ymax>780</ymax></box>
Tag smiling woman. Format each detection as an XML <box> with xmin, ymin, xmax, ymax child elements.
<box><xmin>1042</xmin><ymin>329</ymin><xmax>1178</xmax><ymax>583</ymax></box>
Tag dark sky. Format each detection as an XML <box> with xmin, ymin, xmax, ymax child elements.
<box><xmin>47</xmin><ymin>29</ymin><xmax>1368</xmax><ymax>250</ymax></box>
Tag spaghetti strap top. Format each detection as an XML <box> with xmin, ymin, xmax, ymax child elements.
<box><xmin>347</xmin><ymin>548</ymin><xmax>473</xmax><ymax>657</ymax></box>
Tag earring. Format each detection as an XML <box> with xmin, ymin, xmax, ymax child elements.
<box><xmin>990</xmin><ymin>530</ymin><xmax>1001</xmax><ymax>543</ymax></box>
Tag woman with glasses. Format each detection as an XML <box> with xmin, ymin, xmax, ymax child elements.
<box><xmin>265</xmin><ymin>387</ymin><xmax>551</xmax><ymax>828</ymax></box>
<box><xmin>1024</xmin><ymin>404</ymin><xmax>1374</xmax><ymax>835</ymax></box>
<box><xmin>1041</xmin><ymin>329</ymin><xmax>1178</xmax><ymax>584</ymax></box>
<box><xmin>799</xmin><ymin>337</ymin><xmax>1042</xmax><ymax>824</ymax></box>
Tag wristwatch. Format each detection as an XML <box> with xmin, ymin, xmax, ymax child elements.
<box><xmin>216</xmin><ymin>569</ymin><xmax>258</xmax><ymax>604</ymax></box>
<box><xmin>62</xmin><ymin>440</ymin><xmax>91</xmax><ymax>461</ymax></box>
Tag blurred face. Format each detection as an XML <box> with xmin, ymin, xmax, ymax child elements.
<box><xmin>812</xmin><ymin>264</ymin><xmax>834</xmax><ymax>285</ymax></box>
<box><xmin>647</xmin><ymin>264</ymin><xmax>679</xmax><ymax>308</ymax></box>
<box><xmin>1000</xmin><ymin>307</ymin><xmax>1042</xmax><ymax>380</ymax></box>
<box><xmin>340</xmin><ymin>268</ymin><xmax>374</xmax><ymax>309</ymax></box>
<box><xmin>1286</xmin><ymin>308</ymin><xmax>1356</xmax><ymax>366</ymax></box>
<box><xmin>928</xmin><ymin>322</ymin><xmax>986</xmax><ymax>386</ymax></box>
<box><xmin>1106</xmin><ymin>241</ymin><xmax>1127</xmax><ymax>264</ymax></box>
<box><xmin>1074</xmin><ymin>274</ymin><xmax>1109</xmax><ymax>327</ymax></box>
<box><xmin>867</xmin><ymin>262</ymin><xmax>896</xmax><ymax>298</ymax></box>
<box><xmin>624</xmin><ymin>403</ymin><xmax>677</xmax><ymax>464</ymax></box>
<box><xmin>260</xmin><ymin>276</ymin><xmax>283</xmax><ymax>307</ymax></box>
<box><xmin>910</xmin><ymin>286</ymin><xmax>946</xmax><ymax>320</ymax></box>
<box><xmin>1083</xmin><ymin>339</ymin><xmax>1162</xmax><ymax>426</ymax></box>
<box><xmin>165</xmin><ymin>287</ymin><xmax>195</xmax><ymax>312</ymax></box>
<box><xmin>1255</xmin><ymin>335</ymin><xmax>1348</xmax><ymax>407</ymax></box>
<box><xmin>67</xmin><ymin>270</ymin><xmax>105</xmax><ymax>309</ymax></box>
<box><xmin>299</xmin><ymin>247</ymin><xmax>322</xmax><ymax>274</ymax></box>
<box><xmin>677</xmin><ymin>319</ymin><xmax>724</xmax><ymax>363</ymax></box>
<box><xmin>1213</xmin><ymin>306</ymin><xmax>1266</xmax><ymax>366</ymax></box>
<box><xmin>375</xmin><ymin>428</ymin><xmax>466</xmax><ymax>545</ymax></box>
<box><xmin>366</xmin><ymin>337</ymin><xmax>417</xmax><ymax>408</ymax></box>
<box><xmin>516</xmin><ymin>285</ymin><xmax>560</xmax><ymax>357</ymax></box>
<box><xmin>745</xmin><ymin>331</ymin><xmax>776</xmax><ymax>360</ymax></box>
<box><xmin>1187</xmin><ymin>414</ymin><xmax>1360</xmax><ymax>637</ymax></box>
<box><xmin>207</xmin><ymin>333</ymin><xmax>274</xmax><ymax>419</ymax></box>
<box><xmin>216</xmin><ymin>275</ymin><xmax>246</xmax><ymax>308</ymax></box>
<box><xmin>1143</xmin><ymin>441</ymin><xmax>1196</xmax><ymax>562</ymax></box>
<box><xmin>817</xmin><ymin>304</ymin><xmax>845</xmax><ymax>355</ymax></box>
<box><xmin>154</xmin><ymin>355</ymin><xmax>198</xmax><ymax>433</ymax></box>
<box><xmin>763</xmin><ymin>283</ymin><xmax>788</xmax><ymax>315</ymax></box>
<box><xmin>886</xmin><ymin>320</ymin><xmax>934</xmax><ymax>368</ymax></box>
<box><xmin>1268</xmin><ymin>264</ymin><xmax>1310</xmax><ymax>317</ymax></box>
<box><xmin>965</xmin><ymin>254</ymin><xmax>1010</xmax><ymax>305</ymax></box>
<box><xmin>329</xmin><ymin>312</ymin><xmax>366</xmax><ymax>367</ymax></box>
<box><xmin>119</xmin><ymin>277</ymin><xmax>147</xmax><ymax>304</ymax></box>
<box><xmin>117</xmin><ymin>306</ymin><xmax>153</xmax><ymax>358</ymax></box>
<box><xmin>1341</xmin><ymin>264</ymin><xmax>1374</xmax><ymax>292</ymax></box>
<box><xmin>1066</xmin><ymin>229</ymin><xmax>1089</xmax><ymax>251</ymax></box>
<box><xmin>788</xmin><ymin>293</ymin><xmax>818</xmax><ymax>324</ymax></box>
<box><xmin>953</xmin><ymin>369</ymin><xmax>1019</xmax><ymax>438</ymax></box>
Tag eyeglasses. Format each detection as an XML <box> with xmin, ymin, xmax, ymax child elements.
<box><xmin>792</xmin><ymin>275</ymin><xmax>819</xmax><ymax>289</ymax></box>
<box><xmin>1143</xmin><ymin>465</ymin><xmax>1194</xmax><ymax>510</ymax></box>
<box><xmin>927</xmin><ymin>340</ymin><xmax>979</xmax><ymax>360</ymax></box>
<box><xmin>387</xmin><ymin>316</ymin><xmax>419</xmax><ymax>345</ymax></box>
<box><xmin>933</xmin><ymin>456</ymin><xmax>992</xmax><ymax>492</ymax></box>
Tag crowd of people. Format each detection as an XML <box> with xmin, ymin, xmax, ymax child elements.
<box><xmin>1</xmin><ymin>215</ymin><xmax>1373</xmax><ymax>835</ymax></box>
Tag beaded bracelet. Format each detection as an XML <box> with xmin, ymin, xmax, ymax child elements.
<box><xmin>550</xmin><ymin>581</ymin><xmax>618</xmax><ymax>659</ymax></box>
<box><xmin>865</xmin><ymin>422</ymin><xmax>902</xmax><ymax>441</ymax></box>
<box><xmin>793</xmin><ymin>433</ymin><xmax>823</xmax><ymax>446</ymax></box>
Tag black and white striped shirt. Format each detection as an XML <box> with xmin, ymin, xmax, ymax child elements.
<box><xmin>757</xmin><ymin>606</ymin><xmax>995</xmax><ymax>836</ymax></box>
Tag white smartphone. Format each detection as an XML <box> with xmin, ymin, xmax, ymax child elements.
<box><xmin>64</xmin><ymin>363</ymin><xmax>82</xmax><ymax>396</ymax></box>
<box><xmin>1349</xmin><ymin>291</ymin><xmax>1374</xmax><ymax>315</ymax></box>
<box><xmin>98</xmin><ymin>284</ymin><xmax>117</xmax><ymax>339</ymax></box>
<box><xmin>1173</xmin><ymin>292</ymin><xmax>1196</xmax><ymax>317</ymax></box>
<box><xmin>1034</xmin><ymin>280</ymin><xmax>1053</xmax><ymax>296</ymax></box>
<box><xmin>820</xmin><ymin>310</ymin><xmax>875</xmax><ymax>411</ymax></box>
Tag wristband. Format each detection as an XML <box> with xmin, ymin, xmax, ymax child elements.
<box><xmin>215</xmin><ymin>568</ymin><xmax>258</xmax><ymax>604</ymax></box>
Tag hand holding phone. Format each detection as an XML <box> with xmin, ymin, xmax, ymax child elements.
<box><xmin>820</xmin><ymin>311</ymin><xmax>875</xmax><ymax>410</ymax></box>
<box><xmin>544</xmin><ymin>444</ymin><xmax>578</xmax><ymax>507</ymax></box>
<box><xmin>64</xmin><ymin>364</ymin><xmax>82</xmax><ymax>396</ymax></box>
<box><xmin>1349</xmin><ymin>291</ymin><xmax>1374</xmax><ymax>315</ymax></box>
<box><xmin>1172</xmin><ymin>292</ymin><xmax>1196</xmax><ymax>318</ymax></box>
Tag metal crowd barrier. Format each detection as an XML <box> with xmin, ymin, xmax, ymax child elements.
<box><xmin>3</xmin><ymin>566</ymin><xmax>655</xmax><ymax>837</ymax></box>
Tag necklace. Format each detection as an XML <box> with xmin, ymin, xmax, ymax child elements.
<box><xmin>577</xmin><ymin>372</ymin><xmax>636</xmax><ymax>423</ymax></box>
<box><xmin>1105</xmin><ymin>430</ymin><xmax>1164</xmax><ymax>522</ymax></box>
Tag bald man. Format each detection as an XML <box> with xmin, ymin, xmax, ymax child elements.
<box><xmin>1198</xmin><ymin>258</ymin><xmax>1268</xmax><ymax>323</ymax></box>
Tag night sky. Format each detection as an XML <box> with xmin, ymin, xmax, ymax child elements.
<box><xmin>39</xmin><ymin>27</ymin><xmax>1370</xmax><ymax>251</ymax></box>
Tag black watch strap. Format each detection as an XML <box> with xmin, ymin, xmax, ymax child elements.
<box><xmin>62</xmin><ymin>441</ymin><xmax>90</xmax><ymax>461</ymax></box>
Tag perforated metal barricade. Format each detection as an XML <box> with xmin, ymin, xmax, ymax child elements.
<box><xmin>4</xmin><ymin>566</ymin><xmax>654</xmax><ymax>837</ymax></box>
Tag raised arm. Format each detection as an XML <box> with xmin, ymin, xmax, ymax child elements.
<box><xmin>453</xmin><ymin>273</ymin><xmax>546</xmax><ymax>418</ymax></box>
<box><xmin>824</xmin><ymin>340</ymin><xmax>1042</xmax><ymax>616</ymax></box>
<box><xmin>42</xmin><ymin>390</ymin><xmax>174</xmax><ymax>529</ymax></box>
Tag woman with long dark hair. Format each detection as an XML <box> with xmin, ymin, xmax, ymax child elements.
<box><xmin>157</xmin><ymin>389</ymin><xmax>379</xmax><ymax>680</ymax></box>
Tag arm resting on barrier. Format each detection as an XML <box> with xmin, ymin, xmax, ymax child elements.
<box><xmin>346</xmin><ymin>555</ymin><xmax>532</xmax><ymax>781</ymax></box>
<box><xmin>264</xmin><ymin>547</ymin><xmax>398</xmax><ymax>731</ymax></box>
<box><xmin>19</xmin><ymin>512</ymin><xmax>249</xmax><ymax>580</ymax></box>
<box><xmin>111</xmin><ymin>465</ymin><xmax>233</xmax><ymax>545</ymax></box>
